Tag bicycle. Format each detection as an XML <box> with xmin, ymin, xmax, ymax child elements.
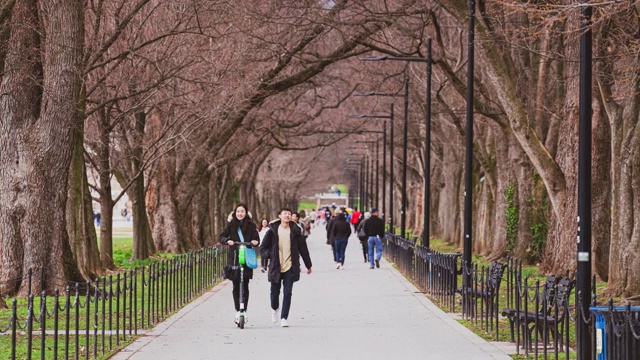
<box><xmin>233</xmin><ymin>241</ymin><xmax>253</xmax><ymax>329</ymax></box>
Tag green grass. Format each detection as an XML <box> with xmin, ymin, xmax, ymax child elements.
<box><xmin>386</xmin><ymin>235</ymin><xmax>618</xmax><ymax>359</ymax></box>
<box><xmin>334</xmin><ymin>184</ymin><xmax>347</xmax><ymax>194</ymax></box>
<box><xmin>297</xmin><ymin>200</ymin><xmax>317</xmax><ymax>212</ymax></box>
<box><xmin>112</xmin><ymin>236</ymin><xmax>176</xmax><ymax>269</ymax></box>
<box><xmin>0</xmin><ymin>334</ymin><xmax>125</xmax><ymax>360</ymax></box>
<box><xmin>0</xmin><ymin>238</ymin><xmax>224</xmax><ymax>360</ymax></box>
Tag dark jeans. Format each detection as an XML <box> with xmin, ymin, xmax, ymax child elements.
<box><xmin>271</xmin><ymin>268</ymin><xmax>294</xmax><ymax>320</ymax></box>
<box><xmin>330</xmin><ymin>242</ymin><xmax>338</xmax><ymax>262</ymax></box>
<box><xmin>360</xmin><ymin>239</ymin><xmax>368</xmax><ymax>261</ymax></box>
<box><xmin>334</xmin><ymin>238</ymin><xmax>348</xmax><ymax>265</ymax></box>
<box><xmin>232</xmin><ymin>279</ymin><xmax>250</xmax><ymax>311</ymax></box>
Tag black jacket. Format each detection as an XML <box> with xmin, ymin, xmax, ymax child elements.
<box><xmin>326</xmin><ymin>216</ymin><xmax>338</xmax><ymax>245</ymax></box>
<box><xmin>363</xmin><ymin>215</ymin><xmax>385</xmax><ymax>238</ymax></box>
<box><xmin>331</xmin><ymin>216</ymin><xmax>351</xmax><ymax>240</ymax></box>
<box><xmin>260</xmin><ymin>220</ymin><xmax>312</xmax><ymax>283</ymax></box>
<box><xmin>219</xmin><ymin>220</ymin><xmax>260</xmax><ymax>279</ymax></box>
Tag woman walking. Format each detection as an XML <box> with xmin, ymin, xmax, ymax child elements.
<box><xmin>219</xmin><ymin>203</ymin><xmax>260</xmax><ymax>324</ymax></box>
<box><xmin>331</xmin><ymin>211</ymin><xmax>352</xmax><ymax>270</ymax></box>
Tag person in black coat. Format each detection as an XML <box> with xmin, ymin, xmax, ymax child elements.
<box><xmin>363</xmin><ymin>208</ymin><xmax>385</xmax><ymax>269</ymax></box>
<box><xmin>331</xmin><ymin>212</ymin><xmax>352</xmax><ymax>269</ymax></box>
<box><xmin>219</xmin><ymin>203</ymin><xmax>260</xmax><ymax>324</ymax></box>
<box><xmin>259</xmin><ymin>207</ymin><xmax>312</xmax><ymax>327</ymax></box>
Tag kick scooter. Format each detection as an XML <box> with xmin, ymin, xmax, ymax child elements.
<box><xmin>234</xmin><ymin>241</ymin><xmax>252</xmax><ymax>329</ymax></box>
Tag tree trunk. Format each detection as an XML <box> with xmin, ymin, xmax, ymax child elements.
<box><xmin>125</xmin><ymin>110</ymin><xmax>156</xmax><ymax>260</ymax></box>
<box><xmin>148</xmin><ymin>158</ymin><xmax>185</xmax><ymax>253</ymax></box>
<box><xmin>97</xmin><ymin>109</ymin><xmax>115</xmax><ymax>269</ymax></box>
<box><xmin>591</xmin><ymin>96</ymin><xmax>611</xmax><ymax>281</ymax></box>
<box><xmin>605</xmin><ymin>75</ymin><xmax>640</xmax><ymax>297</ymax></box>
<box><xmin>130</xmin><ymin>175</ymin><xmax>155</xmax><ymax>259</ymax></box>
<box><xmin>487</xmin><ymin>126</ymin><xmax>512</xmax><ymax>260</ymax></box>
<box><xmin>66</xmin><ymin>120</ymin><xmax>101</xmax><ymax>279</ymax></box>
<box><xmin>0</xmin><ymin>0</ymin><xmax>85</xmax><ymax>295</ymax></box>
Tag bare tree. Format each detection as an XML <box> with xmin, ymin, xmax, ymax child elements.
<box><xmin>0</xmin><ymin>0</ymin><xmax>85</xmax><ymax>295</ymax></box>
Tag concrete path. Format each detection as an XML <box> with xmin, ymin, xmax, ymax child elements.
<box><xmin>112</xmin><ymin>226</ymin><xmax>511</xmax><ymax>360</ymax></box>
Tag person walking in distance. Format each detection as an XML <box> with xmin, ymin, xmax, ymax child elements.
<box><xmin>219</xmin><ymin>204</ymin><xmax>260</xmax><ymax>324</ymax></box>
<box><xmin>331</xmin><ymin>211</ymin><xmax>351</xmax><ymax>270</ymax></box>
<box><xmin>325</xmin><ymin>208</ymin><xmax>340</xmax><ymax>262</ymax></box>
<box><xmin>349</xmin><ymin>207</ymin><xmax>361</xmax><ymax>233</ymax></box>
<box><xmin>260</xmin><ymin>208</ymin><xmax>313</xmax><ymax>327</ymax></box>
<box><xmin>258</xmin><ymin>218</ymin><xmax>270</xmax><ymax>243</ymax></box>
<box><xmin>356</xmin><ymin>211</ymin><xmax>371</xmax><ymax>263</ymax></box>
<box><xmin>363</xmin><ymin>208</ymin><xmax>385</xmax><ymax>269</ymax></box>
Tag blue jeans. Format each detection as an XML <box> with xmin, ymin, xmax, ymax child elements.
<box><xmin>271</xmin><ymin>269</ymin><xmax>294</xmax><ymax>320</ymax></box>
<box><xmin>368</xmin><ymin>236</ymin><xmax>383</xmax><ymax>268</ymax></box>
<box><xmin>334</xmin><ymin>238</ymin><xmax>348</xmax><ymax>266</ymax></box>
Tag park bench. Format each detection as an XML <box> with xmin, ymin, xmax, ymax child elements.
<box><xmin>501</xmin><ymin>275</ymin><xmax>574</xmax><ymax>351</ymax></box>
<box><xmin>460</xmin><ymin>261</ymin><xmax>506</xmax><ymax>326</ymax></box>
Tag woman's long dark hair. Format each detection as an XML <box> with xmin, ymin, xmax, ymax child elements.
<box><xmin>230</xmin><ymin>203</ymin><xmax>254</xmax><ymax>235</ymax></box>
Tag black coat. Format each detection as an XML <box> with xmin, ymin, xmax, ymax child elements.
<box><xmin>219</xmin><ymin>219</ymin><xmax>260</xmax><ymax>279</ymax></box>
<box><xmin>326</xmin><ymin>216</ymin><xmax>338</xmax><ymax>245</ymax></box>
<box><xmin>260</xmin><ymin>220</ymin><xmax>312</xmax><ymax>283</ymax></box>
<box><xmin>363</xmin><ymin>215</ymin><xmax>385</xmax><ymax>238</ymax></box>
<box><xmin>331</xmin><ymin>216</ymin><xmax>351</xmax><ymax>240</ymax></box>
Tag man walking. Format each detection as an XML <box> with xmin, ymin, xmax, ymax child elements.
<box><xmin>260</xmin><ymin>208</ymin><xmax>313</xmax><ymax>327</ymax></box>
<box><xmin>363</xmin><ymin>208</ymin><xmax>385</xmax><ymax>269</ymax></box>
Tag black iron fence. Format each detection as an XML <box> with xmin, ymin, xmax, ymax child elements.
<box><xmin>0</xmin><ymin>246</ymin><xmax>228</xmax><ymax>360</ymax></box>
<box><xmin>383</xmin><ymin>233</ymin><xmax>640</xmax><ymax>360</ymax></box>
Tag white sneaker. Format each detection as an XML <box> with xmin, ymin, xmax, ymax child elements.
<box><xmin>280</xmin><ymin>318</ymin><xmax>289</xmax><ymax>327</ymax></box>
<box><xmin>341</xmin><ymin>266</ymin><xmax>346</xmax><ymax>270</ymax></box>
<box><xmin>271</xmin><ymin>309</ymin><xmax>279</xmax><ymax>323</ymax></box>
<box><xmin>243</xmin><ymin>312</ymin><xmax>248</xmax><ymax>323</ymax></box>
<box><xmin>335</xmin><ymin>262</ymin><xmax>341</xmax><ymax>269</ymax></box>
<box><xmin>234</xmin><ymin>311</ymin><xmax>240</xmax><ymax>324</ymax></box>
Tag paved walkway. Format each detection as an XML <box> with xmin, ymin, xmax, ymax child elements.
<box><xmin>112</xmin><ymin>226</ymin><xmax>511</xmax><ymax>360</ymax></box>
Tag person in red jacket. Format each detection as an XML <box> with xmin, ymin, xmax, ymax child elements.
<box><xmin>349</xmin><ymin>207</ymin><xmax>361</xmax><ymax>233</ymax></box>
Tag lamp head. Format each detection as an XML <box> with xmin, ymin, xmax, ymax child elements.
<box><xmin>360</xmin><ymin>56</ymin><xmax>388</xmax><ymax>61</ymax></box>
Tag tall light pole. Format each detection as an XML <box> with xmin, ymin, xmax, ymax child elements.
<box><xmin>351</xmin><ymin>105</ymin><xmax>395</xmax><ymax>230</ymax></box>
<box><xmin>463</xmin><ymin>0</ymin><xmax>476</xmax><ymax>293</ymax></box>
<box><xmin>357</xmin><ymin>140</ymin><xmax>381</xmax><ymax>209</ymax></box>
<box><xmin>424</xmin><ymin>38</ymin><xmax>432</xmax><ymax>248</ymax></box>
<box><xmin>355</xmin><ymin>92</ymin><xmax>403</xmax><ymax>231</ymax></box>
<box><xmin>360</xmin><ymin>79</ymin><xmax>409</xmax><ymax>238</ymax></box>
<box><xmin>576</xmin><ymin>1</ymin><xmax>593</xmax><ymax>358</ymax></box>
<box><xmin>361</xmin><ymin>51</ymin><xmax>433</xmax><ymax>244</ymax></box>
<box><xmin>401</xmin><ymin>79</ymin><xmax>409</xmax><ymax>239</ymax></box>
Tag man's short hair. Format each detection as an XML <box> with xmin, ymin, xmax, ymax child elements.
<box><xmin>292</xmin><ymin>212</ymin><xmax>300</xmax><ymax>218</ymax></box>
<box><xmin>280</xmin><ymin>207</ymin><xmax>292</xmax><ymax>214</ymax></box>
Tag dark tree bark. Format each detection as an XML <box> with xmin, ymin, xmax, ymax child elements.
<box><xmin>0</xmin><ymin>0</ymin><xmax>85</xmax><ymax>295</ymax></box>
<box><xmin>66</xmin><ymin>119</ymin><xmax>101</xmax><ymax>279</ymax></box>
<box><xmin>96</xmin><ymin>109</ymin><xmax>115</xmax><ymax>270</ymax></box>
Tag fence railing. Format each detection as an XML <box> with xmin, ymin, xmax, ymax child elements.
<box><xmin>383</xmin><ymin>233</ymin><xmax>640</xmax><ymax>360</ymax></box>
<box><xmin>0</xmin><ymin>246</ymin><xmax>228</xmax><ymax>360</ymax></box>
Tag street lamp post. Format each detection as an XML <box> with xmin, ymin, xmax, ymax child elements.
<box><xmin>576</xmin><ymin>1</ymin><xmax>593</xmax><ymax>358</ymax></box>
<box><xmin>359</xmin><ymin>80</ymin><xmax>409</xmax><ymax>239</ymax></box>
<box><xmin>400</xmin><ymin>79</ymin><xmax>409</xmax><ymax>239</ymax></box>
<box><xmin>424</xmin><ymin>38</ymin><xmax>432</xmax><ymax>248</ymax></box>
<box><xmin>362</xmin><ymin>50</ymin><xmax>433</xmax><ymax>244</ymax></box>
<box><xmin>356</xmin><ymin>140</ymin><xmax>380</xmax><ymax>210</ymax></box>
<box><xmin>351</xmin><ymin>105</ymin><xmax>395</xmax><ymax>230</ymax></box>
<box><xmin>463</xmin><ymin>0</ymin><xmax>476</xmax><ymax>296</ymax></box>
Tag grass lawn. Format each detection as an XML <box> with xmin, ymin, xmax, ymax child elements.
<box><xmin>297</xmin><ymin>200</ymin><xmax>317</xmax><ymax>212</ymax></box>
<box><xmin>0</xmin><ymin>236</ymin><xmax>222</xmax><ymax>360</ymax></box>
<box><xmin>406</xmin><ymin>236</ymin><xmax>616</xmax><ymax>359</ymax></box>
